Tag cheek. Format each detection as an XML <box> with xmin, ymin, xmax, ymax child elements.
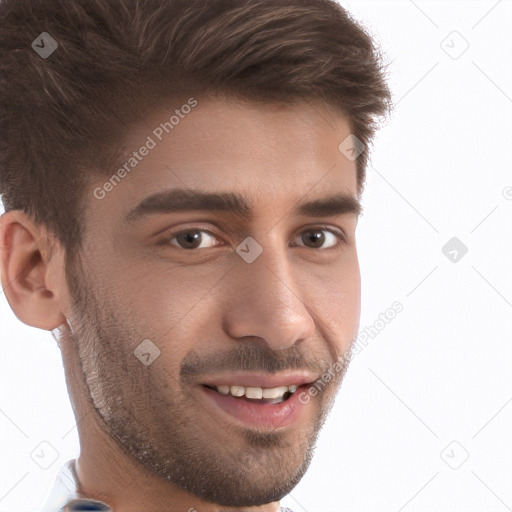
<box><xmin>307</xmin><ymin>257</ymin><xmax>361</xmax><ymax>341</ymax></box>
<box><xmin>105</xmin><ymin>263</ymin><xmax>223</xmax><ymax>357</ymax></box>
<box><xmin>328</xmin><ymin>281</ymin><xmax>360</xmax><ymax>335</ymax></box>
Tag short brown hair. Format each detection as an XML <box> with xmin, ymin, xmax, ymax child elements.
<box><xmin>0</xmin><ymin>0</ymin><xmax>392</xmax><ymax>263</ymax></box>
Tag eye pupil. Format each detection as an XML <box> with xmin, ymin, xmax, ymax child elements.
<box><xmin>303</xmin><ymin>230</ymin><xmax>324</xmax><ymax>248</ymax></box>
<box><xmin>177</xmin><ymin>231</ymin><xmax>202</xmax><ymax>249</ymax></box>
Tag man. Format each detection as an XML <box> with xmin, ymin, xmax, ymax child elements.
<box><xmin>0</xmin><ymin>0</ymin><xmax>392</xmax><ymax>510</ymax></box>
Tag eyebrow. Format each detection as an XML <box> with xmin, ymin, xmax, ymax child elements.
<box><xmin>124</xmin><ymin>188</ymin><xmax>362</xmax><ymax>224</ymax></box>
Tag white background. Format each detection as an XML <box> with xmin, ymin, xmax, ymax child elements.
<box><xmin>1</xmin><ymin>1</ymin><xmax>511</xmax><ymax>511</ymax></box>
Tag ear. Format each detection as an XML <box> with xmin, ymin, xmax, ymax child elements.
<box><xmin>0</xmin><ymin>210</ymin><xmax>67</xmax><ymax>330</ymax></box>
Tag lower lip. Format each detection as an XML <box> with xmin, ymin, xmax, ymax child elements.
<box><xmin>199</xmin><ymin>384</ymin><xmax>311</xmax><ymax>430</ymax></box>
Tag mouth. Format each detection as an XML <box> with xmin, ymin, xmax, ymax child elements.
<box><xmin>202</xmin><ymin>383</ymin><xmax>299</xmax><ymax>404</ymax></box>
<box><xmin>198</xmin><ymin>381</ymin><xmax>315</xmax><ymax>430</ymax></box>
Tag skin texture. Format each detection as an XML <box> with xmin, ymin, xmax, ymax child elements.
<box><xmin>0</xmin><ymin>96</ymin><xmax>361</xmax><ymax>512</ymax></box>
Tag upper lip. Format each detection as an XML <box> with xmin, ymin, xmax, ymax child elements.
<box><xmin>201</xmin><ymin>372</ymin><xmax>319</xmax><ymax>389</ymax></box>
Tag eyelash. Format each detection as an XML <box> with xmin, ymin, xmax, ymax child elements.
<box><xmin>157</xmin><ymin>225</ymin><xmax>347</xmax><ymax>251</ymax></box>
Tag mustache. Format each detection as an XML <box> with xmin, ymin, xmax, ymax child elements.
<box><xmin>179</xmin><ymin>341</ymin><xmax>333</xmax><ymax>386</ymax></box>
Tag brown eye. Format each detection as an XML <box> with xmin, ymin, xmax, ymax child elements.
<box><xmin>295</xmin><ymin>228</ymin><xmax>346</xmax><ymax>250</ymax></box>
<box><xmin>301</xmin><ymin>230</ymin><xmax>325</xmax><ymax>248</ymax></box>
<box><xmin>168</xmin><ymin>229</ymin><xmax>220</xmax><ymax>250</ymax></box>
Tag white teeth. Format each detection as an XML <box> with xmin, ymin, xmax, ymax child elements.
<box><xmin>217</xmin><ymin>385</ymin><xmax>230</xmax><ymax>395</ymax></box>
<box><xmin>245</xmin><ymin>387</ymin><xmax>263</xmax><ymax>399</ymax></box>
<box><xmin>211</xmin><ymin>384</ymin><xmax>299</xmax><ymax>399</ymax></box>
<box><xmin>262</xmin><ymin>386</ymin><xmax>289</xmax><ymax>399</ymax></box>
<box><xmin>230</xmin><ymin>385</ymin><xmax>245</xmax><ymax>397</ymax></box>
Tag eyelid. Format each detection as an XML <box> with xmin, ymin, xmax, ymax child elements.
<box><xmin>156</xmin><ymin>225</ymin><xmax>222</xmax><ymax>248</ymax></box>
<box><xmin>157</xmin><ymin>224</ymin><xmax>348</xmax><ymax>250</ymax></box>
<box><xmin>292</xmin><ymin>225</ymin><xmax>347</xmax><ymax>249</ymax></box>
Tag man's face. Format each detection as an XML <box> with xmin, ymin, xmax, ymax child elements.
<box><xmin>64</xmin><ymin>96</ymin><xmax>361</xmax><ymax>506</ymax></box>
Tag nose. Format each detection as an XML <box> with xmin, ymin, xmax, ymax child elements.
<box><xmin>222</xmin><ymin>243</ymin><xmax>316</xmax><ymax>351</ymax></box>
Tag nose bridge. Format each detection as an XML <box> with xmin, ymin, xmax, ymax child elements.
<box><xmin>223</xmin><ymin>240</ymin><xmax>316</xmax><ymax>350</ymax></box>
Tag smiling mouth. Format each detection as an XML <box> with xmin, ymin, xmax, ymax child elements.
<box><xmin>199</xmin><ymin>381</ymin><xmax>315</xmax><ymax>430</ymax></box>
<box><xmin>202</xmin><ymin>383</ymin><xmax>302</xmax><ymax>404</ymax></box>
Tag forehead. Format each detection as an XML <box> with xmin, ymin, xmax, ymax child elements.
<box><xmin>88</xmin><ymin>96</ymin><xmax>359</xmax><ymax>222</ymax></box>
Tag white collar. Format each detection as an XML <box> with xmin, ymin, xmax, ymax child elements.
<box><xmin>40</xmin><ymin>459</ymin><xmax>112</xmax><ymax>511</ymax></box>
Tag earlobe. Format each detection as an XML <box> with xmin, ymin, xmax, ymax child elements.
<box><xmin>0</xmin><ymin>210</ymin><xmax>67</xmax><ymax>331</ymax></box>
